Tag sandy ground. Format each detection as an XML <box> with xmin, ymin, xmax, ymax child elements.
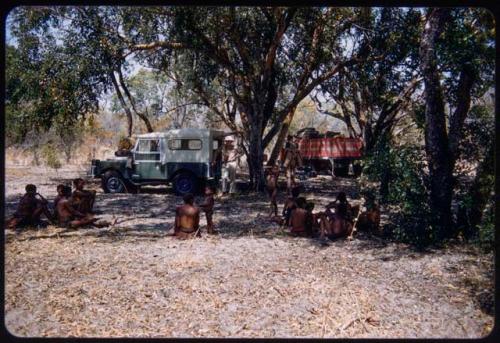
<box><xmin>3</xmin><ymin>165</ymin><xmax>494</xmax><ymax>338</ymax></box>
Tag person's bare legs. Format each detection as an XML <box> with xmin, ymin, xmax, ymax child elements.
<box><xmin>206</xmin><ymin>212</ymin><xmax>217</xmax><ymax>234</ymax></box>
<box><xmin>69</xmin><ymin>215</ymin><xmax>98</xmax><ymax>229</ymax></box>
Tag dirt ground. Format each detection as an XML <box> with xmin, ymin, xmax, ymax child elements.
<box><xmin>3</xmin><ymin>165</ymin><xmax>494</xmax><ymax>338</ymax></box>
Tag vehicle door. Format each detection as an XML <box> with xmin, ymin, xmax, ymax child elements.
<box><xmin>133</xmin><ymin>138</ymin><xmax>165</xmax><ymax>180</ymax></box>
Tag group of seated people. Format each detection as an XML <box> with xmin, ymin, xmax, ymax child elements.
<box><xmin>7</xmin><ymin>174</ymin><xmax>379</xmax><ymax>241</ymax></box>
<box><xmin>279</xmin><ymin>187</ymin><xmax>380</xmax><ymax>240</ymax></box>
<box><xmin>266</xmin><ymin>163</ymin><xmax>380</xmax><ymax>240</ymax></box>
<box><xmin>6</xmin><ymin>179</ymin><xmax>104</xmax><ymax>231</ymax></box>
<box><xmin>279</xmin><ymin>187</ymin><xmax>353</xmax><ymax>239</ymax></box>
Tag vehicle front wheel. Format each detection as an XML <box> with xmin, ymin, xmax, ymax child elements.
<box><xmin>102</xmin><ymin>171</ymin><xmax>126</xmax><ymax>193</ymax></box>
<box><xmin>173</xmin><ymin>173</ymin><xmax>199</xmax><ymax>196</ymax></box>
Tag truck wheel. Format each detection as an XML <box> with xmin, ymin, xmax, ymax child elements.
<box><xmin>102</xmin><ymin>171</ymin><xmax>126</xmax><ymax>193</ymax></box>
<box><xmin>173</xmin><ymin>173</ymin><xmax>199</xmax><ymax>196</ymax></box>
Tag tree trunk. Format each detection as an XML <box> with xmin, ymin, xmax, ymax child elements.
<box><xmin>267</xmin><ymin>106</ymin><xmax>296</xmax><ymax>166</ymax></box>
<box><xmin>117</xmin><ymin>68</ymin><xmax>154</xmax><ymax>133</ymax></box>
<box><xmin>419</xmin><ymin>8</ymin><xmax>453</xmax><ymax>238</ymax></box>
<box><xmin>247</xmin><ymin>123</ymin><xmax>266</xmax><ymax>191</ymax></box>
<box><xmin>110</xmin><ymin>72</ymin><xmax>133</xmax><ymax>137</ymax></box>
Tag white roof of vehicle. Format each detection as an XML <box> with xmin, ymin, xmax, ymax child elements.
<box><xmin>134</xmin><ymin>128</ymin><xmax>229</xmax><ymax>139</ymax></box>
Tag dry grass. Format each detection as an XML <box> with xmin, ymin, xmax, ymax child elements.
<box><xmin>4</xmin><ymin>167</ymin><xmax>494</xmax><ymax>338</ymax></box>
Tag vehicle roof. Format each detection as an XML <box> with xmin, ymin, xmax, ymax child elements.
<box><xmin>134</xmin><ymin>128</ymin><xmax>228</xmax><ymax>139</ymax></box>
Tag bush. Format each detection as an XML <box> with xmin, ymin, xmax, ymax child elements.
<box><xmin>41</xmin><ymin>143</ymin><xmax>62</xmax><ymax>172</ymax></box>
<box><xmin>477</xmin><ymin>203</ymin><xmax>494</xmax><ymax>251</ymax></box>
<box><xmin>363</xmin><ymin>142</ymin><xmax>433</xmax><ymax>248</ymax></box>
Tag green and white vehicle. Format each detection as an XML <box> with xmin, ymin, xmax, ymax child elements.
<box><xmin>89</xmin><ymin>128</ymin><xmax>227</xmax><ymax>195</ymax></box>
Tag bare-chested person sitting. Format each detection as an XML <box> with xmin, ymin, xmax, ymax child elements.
<box><xmin>305</xmin><ymin>202</ymin><xmax>319</xmax><ymax>236</ymax></box>
<box><xmin>56</xmin><ymin>186</ymin><xmax>98</xmax><ymax>229</ymax></box>
<box><xmin>281</xmin><ymin>186</ymin><xmax>301</xmax><ymax>227</ymax></box>
<box><xmin>288</xmin><ymin>197</ymin><xmax>311</xmax><ymax>237</ymax></box>
<box><xmin>173</xmin><ymin>193</ymin><xmax>201</xmax><ymax>239</ymax></box>
<box><xmin>325</xmin><ymin>192</ymin><xmax>352</xmax><ymax>221</ymax></box>
<box><xmin>319</xmin><ymin>192</ymin><xmax>354</xmax><ymax>240</ymax></box>
<box><xmin>71</xmin><ymin>178</ymin><xmax>96</xmax><ymax>214</ymax></box>
<box><xmin>199</xmin><ymin>186</ymin><xmax>217</xmax><ymax>235</ymax></box>
<box><xmin>7</xmin><ymin>184</ymin><xmax>54</xmax><ymax>231</ymax></box>
<box><xmin>265</xmin><ymin>164</ymin><xmax>280</xmax><ymax>217</ymax></box>
<box><xmin>53</xmin><ymin>184</ymin><xmax>65</xmax><ymax>209</ymax></box>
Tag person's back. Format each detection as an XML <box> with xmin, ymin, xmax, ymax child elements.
<box><xmin>177</xmin><ymin>205</ymin><xmax>199</xmax><ymax>231</ymax></box>
<box><xmin>289</xmin><ymin>197</ymin><xmax>308</xmax><ymax>236</ymax></box>
<box><xmin>16</xmin><ymin>193</ymin><xmax>38</xmax><ymax>217</ymax></box>
<box><xmin>290</xmin><ymin>207</ymin><xmax>308</xmax><ymax>235</ymax></box>
<box><xmin>175</xmin><ymin>193</ymin><xmax>200</xmax><ymax>239</ymax></box>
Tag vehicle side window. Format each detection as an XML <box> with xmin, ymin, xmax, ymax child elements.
<box><xmin>135</xmin><ymin>139</ymin><xmax>160</xmax><ymax>161</ymax></box>
<box><xmin>188</xmin><ymin>140</ymin><xmax>202</xmax><ymax>150</ymax></box>
<box><xmin>168</xmin><ymin>139</ymin><xmax>182</xmax><ymax>150</ymax></box>
<box><xmin>168</xmin><ymin>139</ymin><xmax>202</xmax><ymax>150</ymax></box>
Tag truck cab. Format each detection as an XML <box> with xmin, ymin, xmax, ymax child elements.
<box><xmin>90</xmin><ymin>128</ymin><xmax>227</xmax><ymax>195</ymax></box>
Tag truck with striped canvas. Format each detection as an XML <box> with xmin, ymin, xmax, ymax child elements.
<box><xmin>295</xmin><ymin>128</ymin><xmax>364</xmax><ymax>177</ymax></box>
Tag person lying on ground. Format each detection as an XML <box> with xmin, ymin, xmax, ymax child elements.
<box><xmin>71</xmin><ymin>178</ymin><xmax>96</xmax><ymax>214</ymax></box>
<box><xmin>173</xmin><ymin>193</ymin><xmax>201</xmax><ymax>239</ymax></box>
<box><xmin>199</xmin><ymin>186</ymin><xmax>217</xmax><ymax>235</ymax></box>
<box><xmin>6</xmin><ymin>184</ymin><xmax>54</xmax><ymax>231</ymax></box>
<box><xmin>265</xmin><ymin>164</ymin><xmax>280</xmax><ymax>217</ymax></box>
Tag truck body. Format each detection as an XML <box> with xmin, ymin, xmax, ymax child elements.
<box><xmin>89</xmin><ymin>128</ymin><xmax>227</xmax><ymax>195</ymax></box>
<box><xmin>296</xmin><ymin>128</ymin><xmax>364</xmax><ymax>177</ymax></box>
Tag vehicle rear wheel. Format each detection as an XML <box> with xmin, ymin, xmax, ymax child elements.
<box><xmin>173</xmin><ymin>173</ymin><xmax>199</xmax><ymax>196</ymax></box>
<box><xmin>102</xmin><ymin>171</ymin><xmax>126</xmax><ymax>193</ymax></box>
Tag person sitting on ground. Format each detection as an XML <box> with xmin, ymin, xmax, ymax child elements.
<box><xmin>357</xmin><ymin>203</ymin><xmax>381</xmax><ymax>234</ymax></box>
<box><xmin>325</xmin><ymin>192</ymin><xmax>352</xmax><ymax>221</ymax></box>
<box><xmin>55</xmin><ymin>186</ymin><xmax>99</xmax><ymax>229</ymax></box>
<box><xmin>199</xmin><ymin>186</ymin><xmax>217</xmax><ymax>235</ymax></box>
<box><xmin>173</xmin><ymin>193</ymin><xmax>201</xmax><ymax>239</ymax></box>
<box><xmin>71</xmin><ymin>178</ymin><xmax>96</xmax><ymax>214</ymax></box>
<box><xmin>319</xmin><ymin>192</ymin><xmax>355</xmax><ymax>241</ymax></box>
<box><xmin>7</xmin><ymin>184</ymin><xmax>54</xmax><ymax>231</ymax></box>
<box><xmin>265</xmin><ymin>164</ymin><xmax>280</xmax><ymax>217</ymax></box>
<box><xmin>305</xmin><ymin>201</ymin><xmax>319</xmax><ymax>237</ymax></box>
<box><xmin>318</xmin><ymin>212</ymin><xmax>354</xmax><ymax>240</ymax></box>
<box><xmin>288</xmin><ymin>197</ymin><xmax>311</xmax><ymax>237</ymax></box>
<box><xmin>282</xmin><ymin>185</ymin><xmax>302</xmax><ymax>227</ymax></box>
<box><xmin>53</xmin><ymin>184</ymin><xmax>65</xmax><ymax>210</ymax></box>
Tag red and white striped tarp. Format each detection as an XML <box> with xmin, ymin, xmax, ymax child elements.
<box><xmin>298</xmin><ymin>137</ymin><xmax>363</xmax><ymax>159</ymax></box>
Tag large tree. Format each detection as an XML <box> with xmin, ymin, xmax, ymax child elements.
<box><xmin>312</xmin><ymin>8</ymin><xmax>422</xmax><ymax>153</ymax></box>
<box><xmin>125</xmin><ymin>7</ymin><xmax>382</xmax><ymax>189</ymax></box>
<box><xmin>419</xmin><ymin>8</ymin><xmax>494</xmax><ymax>238</ymax></box>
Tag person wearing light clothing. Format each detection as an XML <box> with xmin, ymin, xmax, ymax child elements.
<box><xmin>222</xmin><ymin>137</ymin><xmax>241</xmax><ymax>194</ymax></box>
